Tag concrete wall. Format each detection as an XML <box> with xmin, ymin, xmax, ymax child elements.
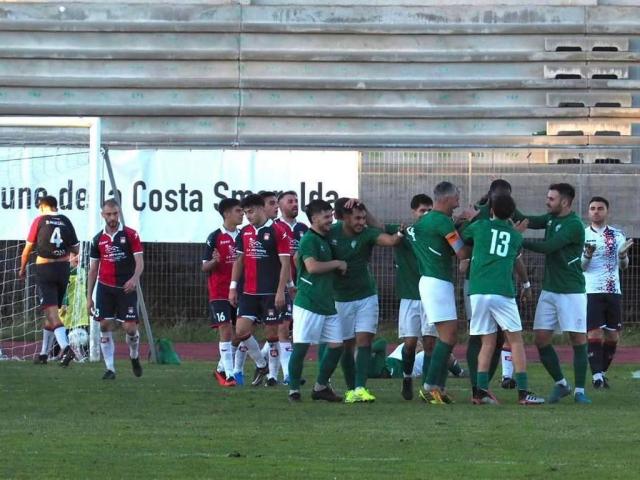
<box><xmin>0</xmin><ymin>1</ymin><xmax>637</xmax><ymax>150</ymax></box>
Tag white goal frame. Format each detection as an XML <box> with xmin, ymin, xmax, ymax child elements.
<box><xmin>0</xmin><ymin>116</ymin><xmax>102</xmax><ymax>361</ymax></box>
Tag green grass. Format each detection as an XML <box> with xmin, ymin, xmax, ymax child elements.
<box><xmin>2</xmin><ymin>361</ymin><xmax>640</xmax><ymax>479</ymax></box>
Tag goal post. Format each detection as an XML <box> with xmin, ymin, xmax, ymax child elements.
<box><xmin>0</xmin><ymin>117</ymin><xmax>101</xmax><ymax>362</ymax></box>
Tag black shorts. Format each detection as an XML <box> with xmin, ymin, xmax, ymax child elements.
<box><xmin>209</xmin><ymin>300</ymin><xmax>237</xmax><ymax>328</ymax></box>
<box><xmin>35</xmin><ymin>262</ymin><xmax>70</xmax><ymax>309</ymax></box>
<box><xmin>94</xmin><ymin>282</ymin><xmax>138</xmax><ymax>322</ymax></box>
<box><xmin>237</xmin><ymin>294</ymin><xmax>284</xmax><ymax>325</ymax></box>
<box><xmin>587</xmin><ymin>293</ymin><xmax>622</xmax><ymax>331</ymax></box>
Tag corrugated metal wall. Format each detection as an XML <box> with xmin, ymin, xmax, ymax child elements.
<box><xmin>0</xmin><ymin>1</ymin><xmax>638</xmax><ymax>149</ymax></box>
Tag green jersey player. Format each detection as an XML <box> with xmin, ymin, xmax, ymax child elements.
<box><xmin>520</xmin><ymin>183</ymin><xmax>591</xmax><ymax>404</ymax></box>
<box><xmin>329</xmin><ymin>198</ymin><xmax>401</xmax><ymax>403</ymax></box>
<box><xmin>287</xmin><ymin>200</ymin><xmax>348</xmax><ymax>403</ymax></box>
<box><xmin>463</xmin><ymin>194</ymin><xmax>544</xmax><ymax>405</ymax></box>
<box><xmin>407</xmin><ymin>181</ymin><xmax>470</xmax><ymax>405</ymax></box>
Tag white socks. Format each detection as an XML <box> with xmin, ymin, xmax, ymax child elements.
<box><xmin>233</xmin><ymin>342</ymin><xmax>248</xmax><ymax>374</ymax></box>
<box><xmin>100</xmin><ymin>331</ymin><xmax>115</xmax><ymax>372</ymax></box>
<box><xmin>53</xmin><ymin>326</ymin><xmax>69</xmax><ymax>350</ymax></box>
<box><xmin>267</xmin><ymin>341</ymin><xmax>280</xmax><ymax>380</ymax></box>
<box><xmin>219</xmin><ymin>341</ymin><xmax>233</xmax><ymax>378</ymax></box>
<box><xmin>126</xmin><ymin>331</ymin><xmax>140</xmax><ymax>359</ymax></box>
<box><xmin>244</xmin><ymin>335</ymin><xmax>266</xmax><ymax>368</ymax></box>
<box><xmin>501</xmin><ymin>348</ymin><xmax>514</xmax><ymax>378</ymax></box>
<box><xmin>41</xmin><ymin>329</ymin><xmax>54</xmax><ymax>355</ymax></box>
<box><xmin>279</xmin><ymin>341</ymin><xmax>292</xmax><ymax>379</ymax></box>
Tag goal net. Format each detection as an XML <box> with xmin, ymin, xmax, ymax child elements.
<box><xmin>0</xmin><ymin>117</ymin><xmax>102</xmax><ymax>362</ymax></box>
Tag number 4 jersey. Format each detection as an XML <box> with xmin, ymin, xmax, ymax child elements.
<box><xmin>26</xmin><ymin>214</ymin><xmax>79</xmax><ymax>259</ymax></box>
<box><xmin>462</xmin><ymin>218</ymin><xmax>522</xmax><ymax>297</ymax></box>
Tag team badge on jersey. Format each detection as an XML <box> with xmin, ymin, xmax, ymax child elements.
<box><xmin>120</xmin><ymin>237</ymin><xmax>127</xmax><ymax>244</ymax></box>
<box><xmin>556</xmin><ymin>224</ymin><xmax>562</xmax><ymax>232</ymax></box>
<box><xmin>264</xmin><ymin>233</ymin><xmax>271</xmax><ymax>241</ymax></box>
<box><xmin>351</xmin><ymin>240</ymin><xmax>357</xmax><ymax>249</ymax></box>
<box><xmin>128</xmin><ymin>306</ymin><xmax>135</xmax><ymax>314</ymax></box>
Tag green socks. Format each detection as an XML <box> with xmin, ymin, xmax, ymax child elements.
<box><xmin>573</xmin><ymin>343</ymin><xmax>588</xmax><ymax>389</ymax></box>
<box><xmin>477</xmin><ymin>371</ymin><xmax>489</xmax><ymax>390</ymax></box>
<box><xmin>317</xmin><ymin>343</ymin><xmax>327</xmax><ymax>375</ymax></box>
<box><xmin>341</xmin><ymin>348</ymin><xmax>356</xmax><ymax>390</ymax></box>
<box><xmin>538</xmin><ymin>344</ymin><xmax>564</xmax><ymax>382</ymax></box>
<box><xmin>421</xmin><ymin>354</ymin><xmax>431</xmax><ymax>385</ymax></box>
<box><xmin>426</xmin><ymin>340</ymin><xmax>453</xmax><ymax>387</ymax></box>
<box><xmin>466</xmin><ymin>336</ymin><xmax>481</xmax><ymax>387</ymax></box>
<box><xmin>355</xmin><ymin>346</ymin><xmax>372</xmax><ymax>388</ymax></box>
<box><xmin>288</xmin><ymin>343</ymin><xmax>310</xmax><ymax>390</ymax></box>
<box><xmin>317</xmin><ymin>346</ymin><xmax>343</xmax><ymax>386</ymax></box>
<box><xmin>515</xmin><ymin>372</ymin><xmax>528</xmax><ymax>391</ymax></box>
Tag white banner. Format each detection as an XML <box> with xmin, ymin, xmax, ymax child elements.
<box><xmin>0</xmin><ymin>149</ymin><xmax>359</xmax><ymax>243</ymax></box>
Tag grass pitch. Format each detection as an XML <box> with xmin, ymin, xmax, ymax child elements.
<box><xmin>2</xmin><ymin>360</ymin><xmax>640</xmax><ymax>479</ymax></box>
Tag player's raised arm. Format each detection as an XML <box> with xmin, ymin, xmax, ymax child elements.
<box><xmin>522</xmin><ymin>220</ymin><xmax>583</xmax><ymax>255</ymax></box>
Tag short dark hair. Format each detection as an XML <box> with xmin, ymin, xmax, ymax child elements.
<box><xmin>489</xmin><ymin>179</ymin><xmax>512</xmax><ymax>194</ymax></box>
<box><xmin>240</xmin><ymin>194</ymin><xmax>265</xmax><ymax>209</ymax></box>
<box><xmin>589</xmin><ymin>196</ymin><xmax>609</xmax><ymax>209</ymax></box>
<box><xmin>549</xmin><ymin>183</ymin><xmax>575</xmax><ymax>203</ymax></box>
<box><xmin>102</xmin><ymin>198</ymin><xmax>119</xmax><ymax>209</ymax></box>
<box><xmin>218</xmin><ymin>198</ymin><xmax>240</xmax><ymax>217</ymax></box>
<box><xmin>258</xmin><ymin>190</ymin><xmax>277</xmax><ymax>200</ymax></box>
<box><xmin>491</xmin><ymin>194</ymin><xmax>516</xmax><ymax>220</ymax></box>
<box><xmin>37</xmin><ymin>195</ymin><xmax>57</xmax><ymax>210</ymax></box>
<box><xmin>334</xmin><ymin>197</ymin><xmax>366</xmax><ymax>220</ymax></box>
<box><xmin>305</xmin><ymin>200</ymin><xmax>333</xmax><ymax>223</ymax></box>
<box><xmin>277</xmin><ymin>190</ymin><xmax>297</xmax><ymax>202</ymax></box>
<box><xmin>410</xmin><ymin>194</ymin><xmax>433</xmax><ymax>210</ymax></box>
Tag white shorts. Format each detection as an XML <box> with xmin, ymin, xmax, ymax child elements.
<box><xmin>292</xmin><ymin>305</ymin><xmax>342</xmax><ymax>345</ymax></box>
<box><xmin>463</xmin><ymin>279</ymin><xmax>472</xmax><ymax>321</ymax></box>
<box><xmin>336</xmin><ymin>295</ymin><xmax>379</xmax><ymax>340</ymax></box>
<box><xmin>418</xmin><ymin>276</ymin><xmax>457</xmax><ymax>324</ymax></box>
<box><xmin>533</xmin><ymin>290</ymin><xmax>587</xmax><ymax>334</ymax></box>
<box><xmin>469</xmin><ymin>295</ymin><xmax>522</xmax><ymax>335</ymax></box>
<box><xmin>398</xmin><ymin>299</ymin><xmax>437</xmax><ymax>338</ymax></box>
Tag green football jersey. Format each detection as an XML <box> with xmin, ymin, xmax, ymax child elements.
<box><xmin>386</xmin><ymin>224</ymin><xmax>420</xmax><ymax>300</ymax></box>
<box><xmin>328</xmin><ymin>222</ymin><xmax>381</xmax><ymax>302</ymax></box>
<box><xmin>473</xmin><ymin>202</ymin><xmax>526</xmax><ymax>223</ymax></box>
<box><xmin>522</xmin><ymin>212</ymin><xmax>585</xmax><ymax>294</ymax></box>
<box><xmin>406</xmin><ymin>210</ymin><xmax>459</xmax><ymax>283</ymax></box>
<box><xmin>295</xmin><ymin>229</ymin><xmax>337</xmax><ymax>315</ymax></box>
<box><xmin>463</xmin><ymin>218</ymin><xmax>522</xmax><ymax>297</ymax></box>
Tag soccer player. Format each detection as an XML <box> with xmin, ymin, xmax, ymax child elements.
<box><xmin>463</xmin><ymin>194</ymin><xmax>544</xmax><ymax>405</ymax></box>
<box><xmin>257</xmin><ymin>190</ymin><xmax>287</xmax><ymax>383</ymax></box>
<box><xmin>385</xmin><ymin>194</ymin><xmax>439</xmax><ymax>400</ymax></box>
<box><xmin>329</xmin><ymin>198</ymin><xmax>401</xmax><ymax>403</ymax></box>
<box><xmin>582</xmin><ymin>196</ymin><xmax>633</xmax><ymax>388</ymax></box>
<box><xmin>520</xmin><ymin>183</ymin><xmax>591</xmax><ymax>404</ymax></box>
<box><xmin>229</xmin><ymin>194</ymin><xmax>291</xmax><ymax>387</ymax></box>
<box><xmin>461</xmin><ymin>179</ymin><xmax>531</xmax><ymax>397</ymax></box>
<box><xmin>20</xmin><ymin>195</ymin><xmax>79</xmax><ymax>366</ymax></box>
<box><xmin>287</xmin><ymin>200</ymin><xmax>347</xmax><ymax>402</ymax></box>
<box><xmin>86</xmin><ymin>199</ymin><xmax>144</xmax><ymax>380</ymax></box>
<box><xmin>406</xmin><ymin>181</ymin><xmax>469</xmax><ymax>404</ymax></box>
<box><xmin>202</xmin><ymin>198</ymin><xmax>244</xmax><ymax>387</ymax></box>
<box><xmin>275</xmin><ymin>190</ymin><xmax>309</xmax><ymax>384</ymax></box>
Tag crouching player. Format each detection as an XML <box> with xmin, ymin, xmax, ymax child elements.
<box><xmin>287</xmin><ymin>200</ymin><xmax>348</xmax><ymax>402</ymax></box>
<box><xmin>463</xmin><ymin>194</ymin><xmax>544</xmax><ymax>405</ymax></box>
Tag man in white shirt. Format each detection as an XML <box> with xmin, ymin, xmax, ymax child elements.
<box><xmin>582</xmin><ymin>196</ymin><xmax>633</xmax><ymax>389</ymax></box>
